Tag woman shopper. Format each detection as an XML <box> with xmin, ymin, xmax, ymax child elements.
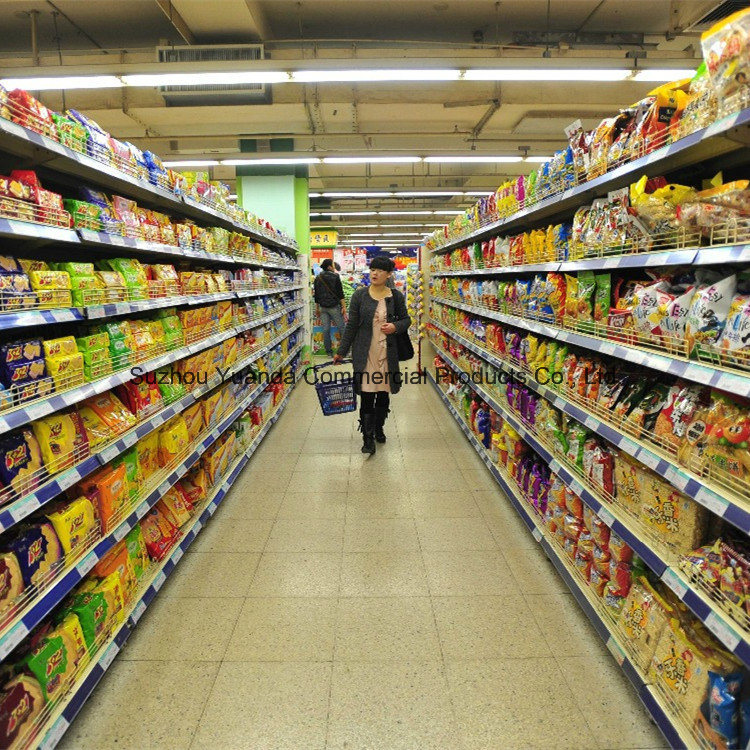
<box><xmin>333</xmin><ymin>256</ymin><xmax>411</xmax><ymax>454</ymax></box>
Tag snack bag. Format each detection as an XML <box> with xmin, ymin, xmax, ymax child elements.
<box><xmin>77</xmin><ymin>405</ymin><xmax>109</xmax><ymax>450</ymax></box>
<box><xmin>20</xmin><ymin>631</ymin><xmax>74</xmax><ymax>702</ymax></box>
<box><xmin>87</xmin><ymin>572</ymin><xmax>126</xmax><ymax>626</ymax></box>
<box><xmin>181</xmin><ymin>465</ymin><xmax>207</xmax><ymax>505</ymax></box>
<box><xmin>31</xmin><ymin>410</ymin><xmax>89</xmax><ymax>473</ymax></box>
<box><xmin>0</xmin><ymin>428</ymin><xmax>45</xmax><ymax>498</ymax></box>
<box><xmin>81</xmin><ymin>391</ymin><xmax>136</xmax><ymax>434</ymax></box>
<box><xmin>63</xmin><ymin>591</ymin><xmax>108</xmax><ymax>651</ymax></box>
<box><xmin>701</xmin><ymin>8</ymin><xmax>750</xmax><ymax>105</ymax></box>
<box><xmin>575</xmin><ymin>271</ymin><xmax>596</xmax><ymax>332</ymax></box>
<box><xmin>157</xmin><ymin>484</ymin><xmax>192</xmax><ymax>527</ymax></box>
<box><xmin>594</xmin><ymin>273</ymin><xmax>611</xmax><ymax>332</ymax></box>
<box><xmin>685</xmin><ymin>275</ymin><xmax>737</xmax><ymax>356</ymax></box>
<box><xmin>623</xmin><ymin>383</ymin><xmax>671</xmax><ymax>437</ymax></box>
<box><xmin>182</xmin><ymin>402</ymin><xmax>205</xmax><ymax>442</ymax></box>
<box><xmin>140</xmin><ymin>505</ymin><xmax>179</xmax><ymax>561</ymax></box>
<box><xmin>703</xmin><ymin>391</ymin><xmax>750</xmax><ymax>482</ymax></box>
<box><xmin>79</xmin><ymin>463</ymin><xmax>129</xmax><ymax>533</ymax></box>
<box><xmin>718</xmin><ymin>279</ymin><xmax>750</xmax><ymax>363</ymax></box>
<box><xmin>135</xmin><ymin>431</ymin><xmax>159</xmax><ymax>482</ymax></box>
<box><xmin>0</xmin><ymin>552</ymin><xmax>24</xmax><ymax>616</ymax></box>
<box><xmin>92</xmin><ymin>540</ymin><xmax>136</xmax><ymax>599</ymax></box>
<box><xmin>115</xmin><ymin>378</ymin><xmax>162</xmax><ymax>417</ymax></box>
<box><xmin>52</xmin><ymin>612</ymin><xmax>89</xmax><ymax>670</ymax></box>
<box><xmin>124</xmin><ymin>525</ymin><xmax>149</xmax><ymax>582</ymax></box>
<box><xmin>613</xmin><ymin>451</ymin><xmax>644</xmax><ymax>517</ymax></box>
<box><xmin>157</xmin><ymin>415</ymin><xmax>189</xmax><ymax>466</ymax></box>
<box><xmin>0</xmin><ymin>675</ymin><xmax>45</xmax><ymax>749</ymax></box>
<box><xmin>46</xmin><ymin>496</ymin><xmax>96</xmax><ymax>555</ymax></box>
<box><xmin>6</xmin><ymin>522</ymin><xmax>62</xmax><ymax>589</ymax></box>
<box><xmin>110</xmin><ymin>446</ymin><xmax>142</xmax><ymax>500</ymax></box>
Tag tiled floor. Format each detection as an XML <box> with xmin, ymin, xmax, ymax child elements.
<box><xmin>60</xmin><ymin>376</ymin><xmax>667</xmax><ymax>750</ymax></box>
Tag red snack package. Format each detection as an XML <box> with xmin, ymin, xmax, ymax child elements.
<box><xmin>140</xmin><ymin>505</ymin><xmax>179</xmax><ymax>561</ymax></box>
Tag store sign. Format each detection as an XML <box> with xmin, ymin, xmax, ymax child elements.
<box><xmin>310</xmin><ymin>230</ymin><xmax>338</xmax><ymax>248</ymax></box>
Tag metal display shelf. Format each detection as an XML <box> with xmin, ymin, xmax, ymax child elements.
<box><xmin>431</xmin><ymin>295</ymin><xmax>750</xmax><ymax>399</ymax></box>
<box><xmin>431</xmin><ymin>337</ymin><xmax>750</xmax><ymax>667</ymax></box>
<box><xmin>429</xmin><ymin>105</ymin><xmax>750</xmax><ymax>254</ymax></box>
<box><xmin>430</xmin><ymin>241</ymin><xmax>750</xmax><ymax>276</ymax></box>
<box><xmin>427</xmin><ymin>373</ymin><xmax>687</xmax><ymax>749</ymax></box>
<box><xmin>34</xmin><ymin>381</ymin><xmax>297</xmax><ymax>750</ymax></box>
<box><xmin>0</xmin><ymin>217</ymin><xmax>80</xmax><ymax>245</ymax></box>
<box><xmin>0</xmin><ymin>321</ymin><xmax>303</xmax><ymax>535</ymax></box>
<box><xmin>0</xmin><ymin>300</ymin><xmax>302</xmax><ymax>436</ymax></box>
<box><xmin>429</xmin><ymin>317</ymin><xmax>741</xmax><ymax>531</ymax></box>
<box><xmin>0</xmin><ymin>340</ymin><xmax>302</xmax><ymax>667</ymax></box>
<box><xmin>0</xmin><ymin>116</ymin><xmax>298</xmax><ymax>255</ymax></box>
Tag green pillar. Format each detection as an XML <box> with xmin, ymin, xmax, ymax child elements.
<box><xmin>237</xmin><ymin>167</ymin><xmax>311</xmax><ymax>365</ymax></box>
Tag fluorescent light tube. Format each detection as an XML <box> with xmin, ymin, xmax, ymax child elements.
<box><xmin>632</xmin><ymin>69</ymin><xmax>696</xmax><ymax>82</ymax></box>
<box><xmin>396</xmin><ymin>191</ymin><xmax>464</xmax><ymax>197</ymax></box>
<box><xmin>313</xmin><ymin>211</ymin><xmax>380</xmax><ymax>216</ymax></box>
<box><xmin>222</xmin><ymin>157</ymin><xmax>320</xmax><ymax>165</ymax></box>
<box><xmin>123</xmin><ymin>71</ymin><xmax>288</xmax><ymax>87</ymax></box>
<box><xmin>322</xmin><ymin>156</ymin><xmax>421</xmax><ymax>164</ymax></box>
<box><xmin>163</xmin><ymin>159</ymin><xmax>219</xmax><ymax>167</ymax></box>
<box><xmin>433</xmin><ymin>210</ymin><xmax>464</xmax><ymax>214</ymax></box>
<box><xmin>464</xmin><ymin>68</ymin><xmax>630</xmax><ymax>81</ymax></box>
<box><xmin>464</xmin><ymin>190</ymin><xmax>495</xmax><ymax>195</ymax></box>
<box><xmin>378</xmin><ymin>211</ymin><xmax>436</xmax><ymax>215</ymax></box>
<box><xmin>525</xmin><ymin>156</ymin><xmax>553</xmax><ymax>163</ymax></box>
<box><xmin>425</xmin><ymin>155</ymin><xmax>523</xmax><ymax>163</ymax></box>
<box><xmin>309</xmin><ymin>192</ymin><xmax>322</xmax><ymax>198</ymax></box>
<box><xmin>293</xmin><ymin>69</ymin><xmax>460</xmax><ymax>83</ymax></box>
<box><xmin>1</xmin><ymin>75</ymin><xmax>123</xmax><ymax>90</ymax></box>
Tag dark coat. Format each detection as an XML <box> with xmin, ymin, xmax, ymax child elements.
<box><xmin>337</xmin><ymin>287</ymin><xmax>411</xmax><ymax>394</ymax></box>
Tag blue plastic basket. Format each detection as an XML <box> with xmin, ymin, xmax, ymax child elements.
<box><xmin>313</xmin><ymin>359</ymin><xmax>357</xmax><ymax>416</ymax></box>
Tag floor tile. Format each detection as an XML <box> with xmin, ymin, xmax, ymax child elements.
<box><xmin>161</xmin><ymin>552</ymin><xmax>259</xmax><ymax>598</ymax></box>
<box><xmin>248</xmin><ymin>552</ymin><xmax>341</xmax><ymax>597</ymax></box>
<box><xmin>422</xmin><ymin>551</ymin><xmax>522</xmax><ymax>597</ymax></box>
<box><xmin>340</xmin><ymin>552</ymin><xmax>430</xmax><ymax>596</ymax></box>
<box><xmin>344</xmin><ymin>518</ymin><xmax>420</xmax><ymax>552</ymax></box>
<box><xmin>432</xmin><ymin>596</ymin><xmax>551</xmax><ymax>660</ymax></box>
<box><xmin>526</xmin><ymin>593</ymin><xmax>605</xmax><ymax>658</ymax></box>
<box><xmin>121</xmin><ymin>596</ymin><xmax>243</xmax><ymax>661</ymax></box>
<box><xmin>191</xmin><ymin>662</ymin><xmax>331</xmax><ymax>750</ymax></box>
<box><xmin>286</xmin><ymin>469</ymin><xmax>349</xmax><ymax>493</ymax></box>
<box><xmin>446</xmin><ymin>658</ymin><xmax>597</xmax><ymax>750</ymax></box>
<box><xmin>416</xmin><ymin>517</ymin><xmax>497</xmax><ymax>551</ymax></box>
<box><xmin>188</xmin><ymin>518</ymin><xmax>273</xmax><ymax>553</ymax></box>
<box><xmin>294</xmin><ymin>452</ymin><xmax>351</xmax><ymax>473</ymax></box>
<box><xmin>345</xmin><ymin>490</ymin><xmax>413</xmax><ymax>519</ymax></box>
<box><xmin>58</xmin><ymin>660</ymin><xmax>219</xmax><ymax>750</ymax></box>
<box><xmin>406</xmin><ymin>468</ymin><xmax>470</xmax><ymax>493</ymax></box>
<box><xmin>265</xmin><ymin>518</ymin><xmax>345</xmax><ymax>553</ymax></box>
<box><xmin>327</xmin><ymin>662</ymin><xmax>463</xmax><ymax>750</ymax></box>
<box><xmin>224</xmin><ymin>597</ymin><xmax>337</xmax><ymax>662</ymax></box>
<box><xmin>503</xmin><ymin>545</ymin><xmax>570</xmax><ymax>596</ymax></box>
<box><xmin>335</xmin><ymin>597</ymin><xmax>442</xmax><ymax>661</ymax></box>
<box><xmin>219</xmin><ymin>489</ymin><xmax>283</xmax><ymax>520</ymax></box>
<box><xmin>460</xmin><ymin>466</ymin><xmax>502</xmax><ymax>491</ymax></box>
<box><xmin>278</xmin><ymin>490</ymin><xmax>348</xmax><ymax>519</ymax></box>
<box><xmin>558</xmin><ymin>653</ymin><xmax>669</xmax><ymax>749</ymax></box>
<box><xmin>410</xmin><ymin>490</ymin><xmax>481</xmax><ymax>518</ymax></box>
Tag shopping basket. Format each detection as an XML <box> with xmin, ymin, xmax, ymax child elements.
<box><xmin>312</xmin><ymin>359</ymin><xmax>357</xmax><ymax>416</ymax></box>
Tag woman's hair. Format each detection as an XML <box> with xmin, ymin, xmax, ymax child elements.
<box><xmin>370</xmin><ymin>255</ymin><xmax>395</xmax><ymax>273</ymax></box>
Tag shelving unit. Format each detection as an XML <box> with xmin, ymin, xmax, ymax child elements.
<box><xmin>421</xmin><ymin>102</ymin><xmax>750</xmax><ymax>750</ymax></box>
<box><xmin>0</xmin><ymin>100</ymin><xmax>306</xmax><ymax>750</ymax></box>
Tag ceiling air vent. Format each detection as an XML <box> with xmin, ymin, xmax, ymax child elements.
<box><xmin>686</xmin><ymin>1</ymin><xmax>750</xmax><ymax>32</ymax></box>
<box><xmin>156</xmin><ymin>44</ymin><xmax>271</xmax><ymax>106</ymax></box>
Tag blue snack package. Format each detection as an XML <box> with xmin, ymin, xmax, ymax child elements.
<box><xmin>709</xmin><ymin>671</ymin><xmax>743</xmax><ymax>749</ymax></box>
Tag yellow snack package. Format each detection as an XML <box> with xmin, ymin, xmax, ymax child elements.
<box><xmin>88</xmin><ymin>571</ymin><xmax>126</xmax><ymax>625</ymax></box>
<box><xmin>182</xmin><ymin>402</ymin><xmax>205</xmax><ymax>442</ymax></box>
<box><xmin>31</xmin><ymin>411</ymin><xmax>86</xmax><ymax>473</ymax></box>
<box><xmin>46</xmin><ymin>496</ymin><xmax>96</xmax><ymax>555</ymax></box>
<box><xmin>157</xmin><ymin>487</ymin><xmax>191</xmax><ymax>527</ymax></box>
<box><xmin>157</xmin><ymin>415</ymin><xmax>189</xmax><ymax>466</ymax></box>
<box><xmin>45</xmin><ymin>352</ymin><xmax>84</xmax><ymax>388</ymax></box>
<box><xmin>136</xmin><ymin>431</ymin><xmax>160</xmax><ymax>481</ymax></box>
<box><xmin>52</xmin><ymin>612</ymin><xmax>89</xmax><ymax>670</ymax></box>
<box><xmin>77</xmin><ymin>406</ymin><xmax>109</xmax><ymax>450</ymax></box>
<box><xmin>42</xmin><ymin>336</ymin><xmax>78</xmax><ymax>359</ymax></box>
<box><xmin>92</xmin><ymin>540</ymin><xmax>137</xmax><ymax>600</ymax></box>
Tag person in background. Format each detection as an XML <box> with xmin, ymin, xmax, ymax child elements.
<box><xmin>334</xmin><ymin>256</ymin><xmax>411</xmax><ymax>454</ymax></box>
<box><xmin>314</xmin><ymin>258</ymin><xmax>347</xmax><ymax>358</ymax></box>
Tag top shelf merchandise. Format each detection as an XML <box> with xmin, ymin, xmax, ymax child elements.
<box><xmin>0</xmin><ymin>87</ymin><xmax>298</xmax><ymax>254</ymax></box>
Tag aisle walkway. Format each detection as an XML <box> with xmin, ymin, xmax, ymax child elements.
<box><xmin>61</xmin><ymin>377</ymin><xmax>667</xmax><ymax>750</ymax></box>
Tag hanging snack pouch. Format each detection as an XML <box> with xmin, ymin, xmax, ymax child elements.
<box><xmin>46</xmin><ymin>496</ymin><xmax>96</xmax><ymax>555</ymax></box>
<box><xmin>82</xmin><ymin>391</ymin><xmax>136</xmax><ymax>434</ymax></box>
<box><xmin>685</xmin><ymin>275</ymin><xmax>737</xmax><ymax>356</ymax></box>
<box><xmin>157</xmin><ymin>415</ymin><xmax>189</xmax><ymax>466</ymax></box>
<box><xmin>0</xmin><ymin>428</ymin><xmax>44</xmax><ymax>498</ymax></box>
<box><xmin>31</xmin><ymin>410</ymin><xmax>89</xmax><ymax>473</ymax></box>
<box><xmin>124</xmin><ymin>525</ymin><xmax>149</xmax><ymax>581</ymax></box>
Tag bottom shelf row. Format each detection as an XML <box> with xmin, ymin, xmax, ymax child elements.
<box><xmin>0</xmin><ymin>367</ymin><xmax>301</xmax><ymax>750</ymax></box>
<box><xmin>428</xmin><ymin>370</ymin><xmax>746</xmax><ymax>750</ymax></box>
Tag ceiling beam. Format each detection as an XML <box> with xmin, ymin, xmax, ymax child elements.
<box><xmin>154</xmin><ymin>0</ymin><xmax>196</xmax><ymax>45</ymax></box>
<box><xmin>244</xmin><ymin>1</ymin><xmax>272</xmax><ymax>41</ymax></box>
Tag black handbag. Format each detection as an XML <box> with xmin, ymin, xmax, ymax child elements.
<box><xmin>388</xmin><ymin>292</ymin><xmax>414</xmax><ymax>361</ymax></box>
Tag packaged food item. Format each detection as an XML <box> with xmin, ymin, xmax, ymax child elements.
<box><xmin>53</xmin><ymin>611</ymin><xmax>89</xmax><ymax>670</ymax></box>
<box><xmin>140</xmin><ymin>505</ymin><xmax>179</xmax><ymax>561</ymax></box>
<box><xmin>135</xmin><ymin>432</ymin><xmax>159</xmax><ymax>482</ymax></box>
<box><xmin>157</xmin><ymin>415</ymin><xmax>189</xmax><ymax>466</ymax></box>
<box><xmin>46</xmin><ymin>496</ymin><xmax>96</xmax><ymax>555</ymax></box>
<box><xmin>685</xmin><ymin>275</ymin><xmax>737</xmax><ymax>356</ymax></box>
<box><xmin>81</xmin><ymin>391</ymin><xmax>136</xmax><ymax>434</ymax></box>
<box><xmin>20</xmin><ymin>629</ymin><xmax>75</xmax><ymax>702</ymax></box>
<box><xmin>701</xmin><ymin>7</ymin><xmax>750</xmax><ymax>106</ymax></box>
<box><xmin>0</xmin><ymin>428</ymin><xmax>44</xmax><ymax>498</ymax></box>
<box><xmin>31</xmin><ymin>411</ymin><xmax>89</xmax><ymax>473</ymax></box>
<box><xmin>619</xmin><ymin>577</ymin><xmax>674</xmax><ymax>670</ymax></box>
<box><xmin>0</xmin><ymin>340</ymin><xmax>41</xmax><ymax>367</ymax></box>
<box><xmin>77</xmin><ymin>406</ymin><xmax>109</xmax><ymax>450</ymax></box>
<box><xmin>703</xmin><ymin>391</ymin><xmax>750</xmax><ymax>482</ymax></box>
<box><xmin>157</xmin><ymin>484</ymin><xmax>192</xmax><ymax>527</ymax></box>
<box><xmin>110</xmin><ymin>447</ymin><xmax>142</xmax><ymax>500</ymax></box>
<box><xmin>0</xmin><ymin>551</ymin><xmax>24</xmax><ymax>616</ymax></box>
<box><xmin>623</xmin><ymin>383</ymin><xmax>671</xmax><ymax>437</ymax></box>
<box><xmin>181</xmin><ymin>465</ymin><xmax>207</xmax><ymax>505</ymax></box>
<box><xmin>182</xmin><ymin>402</ymin><xmax>205</xmax><ymax>442</ymax></box>
<box><xmin>86</xmin><ymin>572</ymin><xmax>125</xmax><ymax>626</ymax></box>
<box><xmin>654</xmin><ymin>382</ymin><xmax>710</xmax><ymax>453</ymax></box>
<box><xmin>92</xmin><ymin>540</ymin><xmax>136</xmax><ymax>599</ymax></box>
<box><xmin>79</xmin><ymin>463</ymin><xmax>129</xmax><ymax>533</ymax></box>
<box><xmin>115</xmin><ymin>378</ymin><xmax>162</xmax><ymax>416</ymax></box>
<box><xmin>6</xmin><ymin>522</ymin><xmax>62</xmax><ymax>590</ymax></box>
<box><xmin>62</xmin><ymin>590</ymin><xmax>108</xmax><ymax>652</ymax></box>
<box><xmin>0</xmin><ymin>675</ymin><xmax>45</xmax><ymax>749</ymax></box>
<box><xmin>124</xmin><ymin>525</ymin><xmax>149</xmax><ymax>582</ymax></box>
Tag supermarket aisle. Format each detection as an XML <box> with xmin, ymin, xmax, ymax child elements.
<box><xmin>60</xmin><ymin>377</ymin><xmax>667</xmax><ymax>750</ymax></box>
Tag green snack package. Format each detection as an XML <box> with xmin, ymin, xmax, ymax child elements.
<box><xmin>565</xmin><ymin>423</ymin><xmax>589</xmax><ymax>468</ymax></box>
<box><xmin>21</xmin><ymin>633</ymin><xmax>71</xmax><ymax>702</ymax></box>
<box><xmin>472</xmin><ymin>242</ymin><xmax>483</xmax><ymax>268</ymax></box>
<box><xmin>152</xmin><ymin>307</ymin><xmax>178</xmax><ymax>319</ymax></box>
<box><xmin>125</xmin><ymin>525</ymin><xmax>149</xmax><ymax>581</ymax></box>
<box><xmin>594</xmin><ymin>273</ymin><xmax>611</xmax><ymax>332</ymax></box>
<box><xmin>59</xmin><ymin>262</ymin><xmax>96</xmax><ymax>278</ymax></box>
<box><xmin>108</xmin><ymin>337</ymin><xmax>133</xmax><ymax>365</ymax></box>
<box><xmin>64</xmin><ymin>592</ymin><xmax>109</xmax><ymax>652</ymax></box>
<box><xmin>576</xmin><ymin>271</ymin><xmax>597</xmax><ymax>332</ymax></box>
<box><xmin>155</xmin><ymin>368</ymin><xmax>187</xmax><ymax>402</ymax></box>
<box><xmin>76</xmin><ymin>333</ymin><xmax>110</xmax><ymax>352</ymax></box>
<box><xmin>71</xmin><ymin>275</ymin><xmax>104</xmax><ymax>307</ymax></box>
<box><xmin>99</xmin><ymin>259</ymin><xmax>147</xmax><ymax>300</ymax></box>
<box><xmin>111</xmin><ymin>446</ymin><xmax>142</xmax><ymax>499</ymax></box>
<box><xmin>81</xmin><ymin>347</ymin><xmax>110</xmax><ymax>367</ymax></box>
<box><xmin>100</xmin><ymin>321</ymin><xmax>131</xmax><ymax>341</ymax></box>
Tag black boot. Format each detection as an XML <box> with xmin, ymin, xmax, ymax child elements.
<box><xmin>374</xmin><ymin>407</ymin><xmax>389</xmax><ymax>443</ymax></box>
<box><xmin>359</xmin><ymin>413</ymin><xmax>376</xmax><ymax>455</ymax></box>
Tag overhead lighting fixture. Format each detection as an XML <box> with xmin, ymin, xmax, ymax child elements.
<box><xmin>524</xmin><ymin>156</ymin><xmax>552</xmax><ymax>163</ymax></box>
<box><xmin>425</xmin><ymin>155</ymin><xmax>523</xmax><ymax>163</ymax></box>
<box><xmin>433</xmin><ymin>210</ymin><xmax>464</xmax><ymax>214</ymax></box>
<box><xmin>163</xmin><ymin>159</ymin><xmax>220</xmax><ymax>167</ymax></box>
<box><xmin>396</xmin><ymin>191</ymin><xmax>464</xmax><ymax>197</ymax></box>
<box><xmin>312</xmin><ymin>211</ymin><xmax>380</xmax><ymax>216</ymax></box>
<box><xmin>464</xmin><ymin>68</ymin><xmax>630</xmax><ymax>81</ymax></box>
<box><xmin>377</xmin><ymin>211</ymin><xmax>436</xmax><ymax>215</ymax></box>
<box><xmin>322</xmin><ymin>156</ymin><xmax>421</xmax><ymax>164</ymax></box>
<box><xmin>292</xmin><ymin>69</ymin><xmax>460</xmax><ymax>83</ymax></box>
<box><xmin>221</xmin><ymin>157</ymin><xmax>320</xmax><ymax>165</ymax></box>
<box><xmin>464</xmin><ymin>190</ymin><xmax>495</xmax><ymax>195</ymax></box>
<box><xmin>347</xmin><ymin>233</ymin><xmax>381</xmax><ymax>237</ymax></box>
<box><xmin>0</xmin><ymin>75</ymin><xmax>123</xmax><ymax>90</ymax></box>
<box><xmin>322</xmin><ymin>192</ymin><xmax>394</xmax><ymax>198</ymax></box>
<box><xmin>632</xmin><ymin>68</ymin><xmax>696</xmax><ymax>82</ymax></box>
<box><xmin>309</xmin><ymin>192</ymin><xmax>322</xmax><ymax>198</ymax></box>
<box><xmin>123</xmin><ymin>71</ymin><xmax>289</xmax><ymax>87</ymax></box>
<box><xmin>379</xmin><ymin>232</ymin><xmax>425</xmax><ymax>237</ymax></box>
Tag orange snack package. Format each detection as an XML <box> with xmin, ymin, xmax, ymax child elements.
<box><xmin>91</xmin><ymin>540</ymin><xmax>137</xmax><ymax>599</ymax></box>
<box><xmin>182</xmin><ymin>402</ymin><xmax>205</xmax><ymax>442</ymax></box>
<box><xmin>79</xmin><ymin>463</ymin><xmax>129</xmax><ymax>533</ymax></box>
<box><xmin>81</xmin><ymin>391</ymin><xmax>136</xmax><ymax>434</ymax></box>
